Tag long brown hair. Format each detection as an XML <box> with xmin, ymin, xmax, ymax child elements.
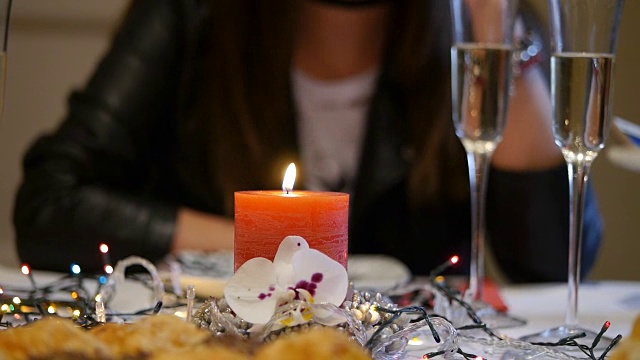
<box><xmin>180</xmin><ymin>0</ymin><xmax>468</xmax><ymax>215</ymax></box>
<box><xmin>385</xmin><ymin>0</ymin><xmax>468</xmax><ymax>207</ymax></box>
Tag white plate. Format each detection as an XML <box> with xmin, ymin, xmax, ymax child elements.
<box><xmin>347</xmin><ymin>254</ymin><xmax>412</xmax><ymax>292</ymax></box>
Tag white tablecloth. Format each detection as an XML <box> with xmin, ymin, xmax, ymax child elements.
<box><xmin>501</xmin><ymin>281</ymin><xmax>640</xmax><ymax>339</ymax></box>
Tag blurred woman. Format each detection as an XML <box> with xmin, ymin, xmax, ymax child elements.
<box><xmin>13</xmin><ymin>0</ymin><xmax>602</xmax><ymax>281</ymax></box>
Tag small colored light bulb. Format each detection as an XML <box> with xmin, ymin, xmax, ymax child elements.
<box><xmin>70</xmin><ymin>264</ymin><xmax>81</xmax><ymax>275</ymax></box>
<box><xmin>20</xmin><ymin>264</ymin><xmax>30</xmax><ymax>275</ymax></box>
<box><xmin>99</xmin><ymin>244</ymin><xmax>109</xmax><ymax>254</ymax></box>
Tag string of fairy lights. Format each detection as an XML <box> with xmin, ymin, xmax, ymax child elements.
<box><xmin>0</xmin><ymin>248</ymin><xmax>623</xmax><ymax>360</ymax></box>
<box><xmin>0</xmin><ymin>244</ymin><xmax>181</xmax><ymax>328</ymax></box>
<box><xmin>0</xmin><ymin>244</ymin><xmax>114</xmax><ymax>326</ymax></box>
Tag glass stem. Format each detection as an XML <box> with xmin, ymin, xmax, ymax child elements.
<box><xmin>565</xmin><ymin>160</ymin><xmax>591</xmax><ymax>328</ymax></box>
<box><xmin>467</xmin><ymin>150</ymin><xmax>493</xmax><ymax>302</ymax></box>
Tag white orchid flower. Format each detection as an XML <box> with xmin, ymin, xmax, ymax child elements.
<box><xmin>224</xmin><ymin>236</ymin><xmax>349</xmax><ymax>326</ymax></box>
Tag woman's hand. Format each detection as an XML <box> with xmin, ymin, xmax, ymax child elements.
<box><xmin>172</xmin><ymin>208</ymin><xmax>234</xmax><ymax>252</ymax></box>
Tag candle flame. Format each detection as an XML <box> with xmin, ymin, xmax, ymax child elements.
<box><xmin>282</xmin><ymin>163</ymin><xmax>296</xmax><ymax>194</ymax></box>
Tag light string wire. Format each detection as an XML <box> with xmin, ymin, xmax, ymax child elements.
<box><xmin>0</xmin><ymin>271</ymin><xmax>178</xmax><ymax>329</ymax></box>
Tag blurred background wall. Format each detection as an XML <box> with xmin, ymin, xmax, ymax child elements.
<box><xmin>587</xmin><ymin>1</ymin><xmax>640</xmax><ymax>281</ymax></box>
<box><xmin>0</xmin><ymin>1</ymin><xmax>638</xmax><ymax>280</ymax></box>
<box><xmin>0</xmin><ymin>0</ymin><xmax>129</xmax><ymax>266</ymax></box>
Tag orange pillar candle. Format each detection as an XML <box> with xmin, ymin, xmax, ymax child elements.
<box><xmin>234</xmin><ymin>164</ymin><xmax>349</xmax><ymax>271</ymax></box>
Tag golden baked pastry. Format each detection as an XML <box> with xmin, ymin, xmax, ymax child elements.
<box><xmin>0</xmin><ymin>314</ymin><xmax>372</xmax><ymax>360</ymax></box>
<box><xmin>149</xmin><ymin>345</ymin><xmax>250</xmax><ymax>360</ymax></box>
<box><xmin>632</xmin><ymin>315</ymin><xmax>640</xmax><ymax>339</ymax></box>
<box><xmin>0</xmin><ymin>316</ymin><xmax>112</xmax><ymax>360</ymax></box>
<box><xmin>254</xmin><ymin>327</ymin><xmax>371</xmax><ymax>360</ymax></box>
<box><xmin>90</xmin><ymin>314</ymin><xmax>211</xmax><ymax>358</ymax></box>
<box><xmin>611</xmin><ymin>315</ymin><xmax>640</xmax><ymax>360</ymax></box>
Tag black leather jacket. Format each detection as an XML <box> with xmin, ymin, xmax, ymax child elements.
<box><xmin>13</xmin><ymin>0</ymin><xmax>603</xmax><ymax>282</ymax></box>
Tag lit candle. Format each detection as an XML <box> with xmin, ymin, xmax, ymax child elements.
<box><xmin>234</xmin><ymin>163</ymin><xmax>349</xmax><ymax>270</ymax></box>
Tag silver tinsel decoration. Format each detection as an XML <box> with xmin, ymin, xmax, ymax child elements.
<box><xmin>192</xmin><ymin>297</ymin><xmax>251</xmax><ymax>337</ymax></box>
<box><xmin>191</xmin><ymin>284</ymin><xmax>420</xmax><ymax>359</ymax></box>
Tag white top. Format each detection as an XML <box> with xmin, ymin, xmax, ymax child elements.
<box><xmin>292</xmin><ymin>67</ymin><xmax>379</xmax><ymax>193</ymax></box>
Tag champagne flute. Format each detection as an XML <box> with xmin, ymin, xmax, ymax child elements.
<box><xmin>449</xmin><ymin>0</ymin><xmax>524</xmax><ymax>327</ymax></box>
<box><xmin>521</xmin><ymin>0</ymin><xmax>624</xmax><ymax>347</ymax></box>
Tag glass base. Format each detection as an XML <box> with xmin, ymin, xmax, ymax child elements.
<box><xmin>520</xmin><ymin>326</ymin><xmax>613</xmax><ymax>352</ymax></box>
<box><xmin>472</xmin><ymin>299</ymin><xmax>527</xmax><ymax>329</ymax></box>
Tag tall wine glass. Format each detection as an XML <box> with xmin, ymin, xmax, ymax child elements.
<box><xmin>449</xmin><ymin>0</ymin><xmax>523</xmax><ymax>327</ymax></box>
<box><xmin>521</xmin><ymin>0</ymin><xmax>624</xmax><ymax>347</ymax></box>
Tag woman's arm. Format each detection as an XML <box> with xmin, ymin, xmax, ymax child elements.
<box><xmin>493</xmin><ymin>68</ymin><xmax>564</xmax><ymax>170</ymax></box>
<box><xmin>13</xmin><ymin>0</ymin><xmax>213</xmax><ymax>272</ymax></box>
<box><xmin>173</xmin><ymin>208</ymin><xmax>234</xmax><ymax>253</ymax></box>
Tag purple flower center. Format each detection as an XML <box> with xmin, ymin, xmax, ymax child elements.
<box><xmin>291</xmin><ymin>272</ymin><xmax>324</xmax><ymax>298</ymax></box>
<box><xmin>257</xmin><ymin>272</ymin><xmax>325</xmax><ymax>301</ymax></box>
<box><xmin>257</xmin><ymin>284</ymin><xmax>276</xmax><ymax>301</ymax></box>
<box><xmin>311</xmin><ymin>273</ymin><xmax>323</xmax><ymax>283</ymax></box>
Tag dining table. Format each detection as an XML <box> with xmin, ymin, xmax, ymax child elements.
<box><xmin>0</xmin><ymin>262</ymin><xmax>638</xmax><ymax>359</ymax></box>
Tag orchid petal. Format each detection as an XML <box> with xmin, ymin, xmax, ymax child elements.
<box><xmin>273</xmin><ymin>236</ymin><xmax>309</xmax><ymax>285</ymax></box>
<box><xmin>224</xmin><ymin>257</ymin><xmax>279</xmax><ymax>324</ymax></box>
<box><xmin>291</xmin><ymin>249</ymin><xmax>348</xmax><ymax>306</ymax></box>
